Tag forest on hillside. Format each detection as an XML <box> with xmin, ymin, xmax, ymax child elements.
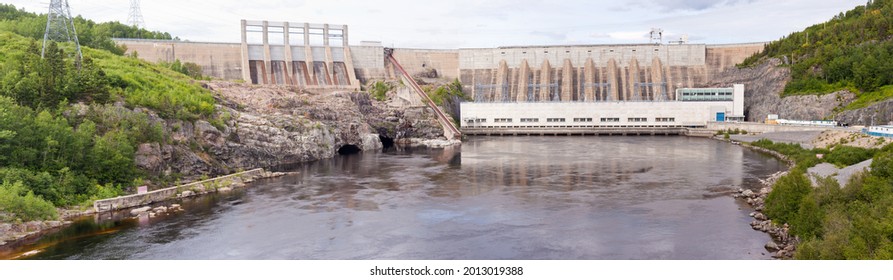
<box><xmin>740</xmin><ymin>0</ymin><xmax>893</xmax><ymax>110</ymax></box>
<box><xmin>0</xmin><ymin>4</ymin><xmax>216</xmax><ymax>223</ymax></box>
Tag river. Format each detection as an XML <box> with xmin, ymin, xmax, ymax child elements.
<box><xmin>2</xmin><ymin>136</ymin><xmax>785</xmax><ymax>259</ymax></box>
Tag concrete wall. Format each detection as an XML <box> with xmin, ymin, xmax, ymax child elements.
<box><xmin>705</xmin><ymin>43</ymin><xmax>766</xmax><ymax>80</ymax></box>
<box><xmin>457</xmin><ymin>43</ymin><xmax>765</xmax><ymax>103</ymax></box>
<box><xmin>350</xmin><ymin>45</ymin><xmax>387</xmax><ymax>83</ymax></box>
<box><xmin>392</xmin><ymin>49</ymin><xmax>461</xmax><ymax>80</ymax></box>
<box><xmin>116</xmin><ymin>39</ymin><xmax>244</xmax><ymax>80</ymax></box>
<box><xmin>93</xmin><ymin>169</ymin><xmax>266</xmax><ymax>212</ymax></box>
<box><xmin>461</xmin><ymin>101</ymin><xmax>735</xmax><ymax>128</ymax></box>
<box><xmin>706</xmin><ymin>122</ymin><xmax>832</xmax><ymax>133</ymax></box>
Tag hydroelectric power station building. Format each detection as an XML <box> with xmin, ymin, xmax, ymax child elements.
<box><xmin>460</xmin><ymin>84</ymin><xmax>744</xmax><ymax>135</ymax></box>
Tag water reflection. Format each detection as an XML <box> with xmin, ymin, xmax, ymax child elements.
<box><xmin>8</xmin><ymin>136</ymin><xmax>783</xmax><ymax>260</ymax></box>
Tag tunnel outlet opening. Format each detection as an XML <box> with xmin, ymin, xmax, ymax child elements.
<box><xmin>379</xmin><ymin>134</ymin><xmax>395</xmax><ymax>149</ymax></box>
<box><xmin>337</xmin><ymin>144</ymin><xmax>361</xmax><ymax>155</ymax></box>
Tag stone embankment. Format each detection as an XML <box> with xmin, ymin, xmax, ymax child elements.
<box><xmin>1</xmin><ymin>169</ymin><xmax>288</xmax><ymax>248</ymax></box>
<box><xmin>93</xmin><ymin>168</ymin><xmax>285</xmax><ymax>213</ymax></box>
<box><xmin>734</xmin><ymin>171</ymin><xmax>798</xmax><ymax>259</ymax></box>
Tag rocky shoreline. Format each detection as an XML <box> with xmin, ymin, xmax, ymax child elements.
<box><xmin>0</xmin><ymin>169</ymin><xmax>292</xmax><ymax>252</ymax></box>
<box><xmin>734</xmin><ymin>171</ymin><xmax>798</xmax><ymax>259</ymax></box>
<box><xmin>0</xmin><ymin>220</ymin><xmax>71</xmax><ymax>247</ymax></box>
<box><xmin>724</xmin><ymin>138</ymin><xmax>799</xmax><ymax>259</ymax></box>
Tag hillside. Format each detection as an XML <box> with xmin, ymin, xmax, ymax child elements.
<box><xmin>1</xmin><ymin>27</ymin><xmax>445</xmax><ymax>230</ymax></box>
<box><xmin>740</xmin><ymin>0</ymin><xmax>893</xmax><ymax>112</ymax></box>
<box><xmin>0</xmin><ymin>28</ymin><xmax>218</xmax><ymax>221</ymax></box>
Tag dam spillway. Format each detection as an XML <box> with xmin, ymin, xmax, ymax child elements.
<box><xmin>113</xmin><ymin>20</ymin><xmax>764</xmax><ymax>101</ymax></box>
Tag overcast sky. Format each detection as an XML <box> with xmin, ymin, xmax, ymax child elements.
<box><xmin>2</xmin><ymin>0</ymin><xmax>867</xmax><ymax>48</ymax></box>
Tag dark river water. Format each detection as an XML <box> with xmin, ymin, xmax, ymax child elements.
<box><xmin>3</xmin><ymin>136</ymin><xmax>785</xmax><ymax>260</ymax></box>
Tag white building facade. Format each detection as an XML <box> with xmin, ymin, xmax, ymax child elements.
<box><xmin>461</xmin><ymin>84</ymin><xmax>744</xmax><ymax>129</ymax></box>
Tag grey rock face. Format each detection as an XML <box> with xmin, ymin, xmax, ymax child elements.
<box><xmin>128</xmin><ymin>82</ymin><xmax>448</xmax><ymax>183</ymax></box>
<box><xmin>704</xmin><ymin>59</ymin><xmax>855</xmax><ymax>123</ymax></box>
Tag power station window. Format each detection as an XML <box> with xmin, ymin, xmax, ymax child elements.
<box><xmin>600</xmin><ymin>118</ymin><xmax>620</xmax><ymax>123</ymax></box>
<box><xmin>628</xmin><ymin>118</ymin><xmax>647</xmax><ymax>122</ymax></box>
<box><xmin>544</xmin><ymin>51</ymin><xmax>549</xmax><ymax>54</ymax></box>
<box><xmin>654</xmin><ymin>49</ymin><xmax>660</xmax><ymax>51</ymax></box>
<box><xmin>609</xmin><ymin>50</ymin><xmax>614</xmax><ymax>52</ymax></box>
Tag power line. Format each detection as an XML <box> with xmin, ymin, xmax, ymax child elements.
<box><xmin>42</xmin><ymin>0</ymin><xmax>83</xmax><ymax>67</ymax></box>
<box><xmin>127</xmin><ymin>0</ymin><xmax>146</xmax><ymax>29</ymax></box>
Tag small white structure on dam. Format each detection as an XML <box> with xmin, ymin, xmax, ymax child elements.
<box><xmin>460</xmin><ymin>84</ymin><xmax>744</xmax><ymax>132</ymax></box>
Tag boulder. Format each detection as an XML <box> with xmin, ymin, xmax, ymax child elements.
<box><xmin>775</xmin><ymin>250</ymin><xmax>787</xmax><ymax>258</ymax></box>
<box><xmin>130</xmin><ymin>206</ymin><xmax>152</xmax><ymax>216</ymax></box>
<box><xmin>361</xmin><ymin>133</ymin><xmax>384</xmax><ymax>151</ymax></box>
<box><xmin>754</xmin><ymin>213</ymin><xmax>767</xmax><ymax>221</ymax></box>
<box><xmin>742</xmin><ymin>189</ymin><xmax>755</xmax><ymax>198</ymax></box>
<box><xmin>765</xmin><ymin>241</ymin><xmax>780</xmax><ymax>252</ymax></box>
<box><xmin>218</xmin><ymin>187</ymin><xmax>233</xmax><ymax>193</ymax></box>
<box><xmin>181</xmin><ymin>190</ymin><xmax>195</xmax><ymax>197</ymax></box>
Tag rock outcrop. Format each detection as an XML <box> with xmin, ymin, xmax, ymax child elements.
<box><xmin>132</xmin><ymin>82</ymin><xmax>448</xmax><ymax>183</ymax></box>
<box><xmin>704</xmin><ymin>59</ymin><xmax>855</xmax><ymax>123</ymax></box>
<box><xmin>837</xmin><ymin>99</ymin><xmax>893</xmax><ymax>126</ymax></box>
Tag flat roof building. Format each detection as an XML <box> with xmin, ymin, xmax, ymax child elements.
<box><xmin>460</xmin><ymin>84</ymin><xmax>745</xmax><ymax>134</ymax></box>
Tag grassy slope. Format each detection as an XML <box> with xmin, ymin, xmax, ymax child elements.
<box><xmin>0</xmin><ymin>30</ymin><xmax>219</xmax><ymax>220</ymax></box>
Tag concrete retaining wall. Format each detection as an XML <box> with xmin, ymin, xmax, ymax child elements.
<box><xmin>93</xmin><ymin>168</ymin><xmax>266</xmax><ymax>212</ymax></box>
<box><xmin>706</xmin><ymin>122</ymin><xmax>834</xmax><ymax>133</ymax></box>
<box><xmin>116</xmin><ymin>39</ymin><xmax>244</xmax><ymax>80</ymax></box>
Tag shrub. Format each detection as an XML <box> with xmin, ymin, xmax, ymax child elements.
<box><xmin>825</xmin><ymin>145</ymin><xmax>876</xmax><ymax>167</ymax></box>
<box><xmin>369</xmin><ymin>81</ymin><xmax>391</xmax><ymax>101</ymax></box>
<box><xmin>764</xmin><ymin>170</ymin><xmax>813</xmax><ymax>224</ymax></box>
<box><xmin>0</xmin><ymin>181</ymin><xmax>58</xmax><ymax>222</ymax></box>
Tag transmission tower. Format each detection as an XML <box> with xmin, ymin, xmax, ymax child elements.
<box><xmin>42</xmin><ymin>0</ymin><xmax>82</xmax><ymax>65</ymax></box>
<box><xmin>127</xmin><ymin>0</ymin><xmax>146</xmax><ymax>29</ymax></box>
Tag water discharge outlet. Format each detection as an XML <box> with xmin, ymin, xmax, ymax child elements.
<box><xmin>337</xmin><ymin>144</ymin><xmax>361</xmax><ymax>155</ymax></box>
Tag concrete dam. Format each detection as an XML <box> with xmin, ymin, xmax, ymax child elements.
<box><xmin>114</xmin><ymin>20</ymin><xmax>764</xmax><ymax>104</ymax></box>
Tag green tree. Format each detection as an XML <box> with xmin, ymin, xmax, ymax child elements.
<box><xmin>765</xmin><ymin>170</ymin><xmax>813</xmax><ymax>224</ymax></box>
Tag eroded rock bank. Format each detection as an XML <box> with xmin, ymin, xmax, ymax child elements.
<box><xmin>132</xmin><ymin>82</ymin><xmax>451</xmax><ymax>183</ymax></box>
